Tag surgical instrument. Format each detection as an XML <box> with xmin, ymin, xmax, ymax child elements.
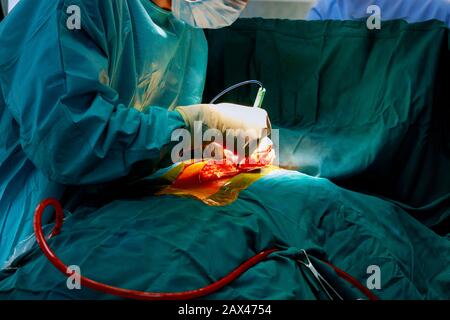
<box><xmin>297</xmin><ymin>249</ymin><xmax>344</xmax><ymax>301</ymax></box>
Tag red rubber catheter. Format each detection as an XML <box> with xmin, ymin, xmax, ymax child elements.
<box><xmin>33</xmin><ymin>199</ymin><xmax>278</xmax><ymax>300</ymax></box>
<box><xmin>33</xmin><ymin>198</ymin><xmax>377</xmax><ymax>300</ymax></box>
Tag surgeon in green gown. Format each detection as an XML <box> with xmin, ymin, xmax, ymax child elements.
<box><xmin>0</xmin><ymin>0</ymin><xmax>268</xmax><ymax>267</ymax></box>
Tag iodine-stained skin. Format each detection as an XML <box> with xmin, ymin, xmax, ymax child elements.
<box><xmin>170</xmin><ymin>137</ymin><xmax>275</xmax><ymax>187</ymax></box>
<box><xmin>158</xmin><ymin>139</ymin><xmax>276</xmax><ymax>205</ymax></box>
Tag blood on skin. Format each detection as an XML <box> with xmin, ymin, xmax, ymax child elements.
<box><xmin>173</xmin><ymin>138</ymin><xmax>275</xmax><ymax>188</ymax></box>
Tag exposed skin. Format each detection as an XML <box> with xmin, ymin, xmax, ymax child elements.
<box><xmin>152</xmin><ymin>0</ymin><xmax>172</xmax><ymax>11</ymax></box>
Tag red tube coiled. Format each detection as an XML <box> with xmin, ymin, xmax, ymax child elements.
<box><xmin>33</xmin><ymin>198</ymin><xmax>278</xmax><ymax>300</ymax></box>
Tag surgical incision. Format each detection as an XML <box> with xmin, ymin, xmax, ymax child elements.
<box><xmin>157</xmin><ymin>137</ymin><xmax>277</xmax><ymax>206</ymax></box>
<box><xmin>174</xmin><ymin>137</ymin><xmax>275</xmax><ymax>187</ymax></box>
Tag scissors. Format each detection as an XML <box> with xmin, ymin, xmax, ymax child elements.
<box><xmin>297</xmin><ymin>249</ymin><xmax>344</xmax><ymax>301</ymax></box>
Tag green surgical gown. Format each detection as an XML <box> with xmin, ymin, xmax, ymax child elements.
<box><xmin>0</xmin><ymin>0</ymin><xmax>208</xmax><ymax>266</ymax></box>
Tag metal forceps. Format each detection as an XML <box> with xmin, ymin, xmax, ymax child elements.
<box><xmin>297</xmin><ymin>249</ymin><xmax>344</xmax><ymax>301</ymax></box>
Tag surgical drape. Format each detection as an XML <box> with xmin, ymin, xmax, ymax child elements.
<box><xmin>0</xmin><ymin>18</ymin><xmax>448</xmax><ymax>301</ymax></box>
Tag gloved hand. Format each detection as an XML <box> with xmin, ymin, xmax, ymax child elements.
<box><xmin>175</xmin><ymin>103</ymin><xmax>271</xmax><ymax>141</ymax></box>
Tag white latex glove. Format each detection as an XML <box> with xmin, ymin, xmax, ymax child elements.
<box><xmin>176</xmin><ymin>103</ymin><xmax>271</xmax><ymax>141</ymax></box>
